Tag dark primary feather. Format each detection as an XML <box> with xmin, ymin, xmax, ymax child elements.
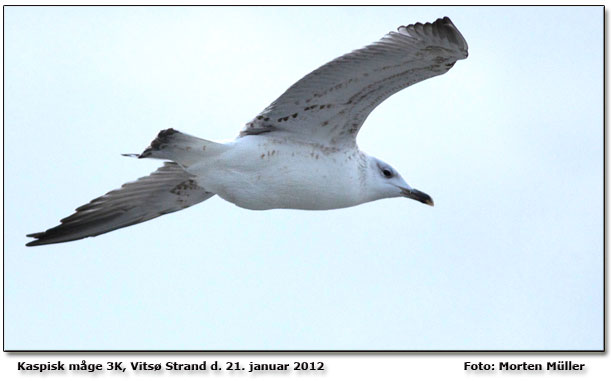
<box><xmin>240</xmin><ymin>17</ymin><xmax>468</xmax><ymax>146</ymax></box>
<box><xmin>26</xmin><ymin>162</ymin><xmax>213</xmax><ymax>246</ymax></box>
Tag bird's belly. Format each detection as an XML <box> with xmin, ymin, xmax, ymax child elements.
<box><xmin>217</xmin><ymin>171</ymin><xmax>359</xmax><ymax>210</ymax></box>
<box><xmin>220</xmin><ymin>183</ymin><xmax>354</xmax><ymax>211</ymax></box>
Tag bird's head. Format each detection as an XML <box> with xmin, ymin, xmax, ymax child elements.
<box><xmin>365</xmin><ymin>157</ymin><xmax>434</xmax><ymax>206</ymax></box>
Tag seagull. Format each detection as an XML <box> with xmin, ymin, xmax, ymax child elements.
<box><xmin>26</xmin><ymin>17</ymin><xmax>468</xmax><ymax>246</ymax></box>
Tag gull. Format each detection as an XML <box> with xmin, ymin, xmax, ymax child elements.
<box><xmin>26</xmin><ymin>17</ymin><xmax>468</xmax><ymax>246</ymax></box>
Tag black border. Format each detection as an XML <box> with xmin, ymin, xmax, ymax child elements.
<box><xmin>2</xmin><ymin>4</ymin><xmax>606</xmax><ymax>353</ymax></box>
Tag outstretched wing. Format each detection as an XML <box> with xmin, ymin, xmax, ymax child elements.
<box><xmin>239</xmin><ymin>17</ymin><xmax>468</xmax><ymax>146</ymax></box>
<box><xmin>26</xmin><ymin>162</ymin><xmax>214</xmax><ymax>246</ymax></box>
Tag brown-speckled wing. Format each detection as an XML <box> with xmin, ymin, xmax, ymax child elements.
<box><xmin>239</xmin><ymin>17</ymin><xmax>468</xmax><ymax>146</ymax></box>
<box><xmin>26</xmin><ymin>162</ymin><xmax>214</xmax><ymax>246</ymax></box>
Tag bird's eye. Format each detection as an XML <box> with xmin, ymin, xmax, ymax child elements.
<box><xmin>382</xmin><ymin>169</ymin><xmax>393</xmax><ymax>178</ymax></box>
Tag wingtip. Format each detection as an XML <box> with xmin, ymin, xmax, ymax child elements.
<box><xmin>401</xmin><ymin>16</ymin><xmax>468</xmax><ymax>58</ymax></box>
<box><xmin>25</xmin><ymin>232</ymin><xmax>44</xmax><ymax>246</ymax></box>
<box><xmin>25</xmin><ymin>238</ymin><xmax>43</xmax><ymax>247</ymax></box>
<box><xmin>435</xmin><ymin>16</ymin><xmax>469</xmax><ymax>56</ymax></box>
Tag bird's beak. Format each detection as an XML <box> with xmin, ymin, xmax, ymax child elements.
<box><xmin>400</xmin><ymin>187</ymin><xmax>434</xmax><ymax>206</ymax></box>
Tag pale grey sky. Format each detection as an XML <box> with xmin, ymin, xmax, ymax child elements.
<box><xmin>4</xmin><ymin>6</ymin><xmax>603</xmax><ymax>350</ymax></box>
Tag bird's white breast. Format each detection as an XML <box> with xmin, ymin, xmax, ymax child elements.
<box><xmin>190</xmin><ymin>135</ymin><xmax>369</xmax><ymax>210</ymax></box>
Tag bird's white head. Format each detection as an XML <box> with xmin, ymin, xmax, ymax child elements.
<box><xmin>365</xmin><ymin>157</ymin><xmax>434</xmax><ymax>206</ymax></box>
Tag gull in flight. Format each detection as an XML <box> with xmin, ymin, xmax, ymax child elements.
<box><xmin>27</xmin><ymin>17</ymin><xmax>468</xmax><ymax>246</ymax></box>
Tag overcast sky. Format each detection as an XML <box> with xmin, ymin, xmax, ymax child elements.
<box><xmin>4</xmin><ymin>6</ymin><xmax>603</xmax><ymax>350</ymax></box>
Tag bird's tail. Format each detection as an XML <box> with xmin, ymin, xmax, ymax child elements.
<box><xmin>131</xmin><ymin>128</ymin><xmax>230</xmax><ymax>167</ymax></box>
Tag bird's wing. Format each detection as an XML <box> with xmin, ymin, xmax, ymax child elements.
<box><xmin>239</xmin><ymin>17</ymin><xmax>468</xmax><ymax>147</ymax></box>
<box><xmin>26</xmin><ymin>162</ymin><xmax>214</xmax><ymax>246</ymax></box>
